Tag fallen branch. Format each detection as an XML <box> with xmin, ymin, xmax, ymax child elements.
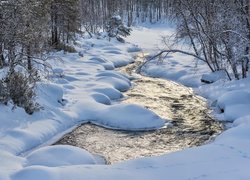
<box><xmin>136</xmin><ymin>49</ymin><xmax>206</xmax><ymax>73</ymax></box>
<box><xmin>151</xmin><ymin>49</ymin><xmax>207</xmax><ymax>62</ymax></box>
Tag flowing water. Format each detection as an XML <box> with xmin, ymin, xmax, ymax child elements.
<box><xmin>55</xmin><ymin>54</ymin><xmax>223</xmax><ymax>164</ymax></box>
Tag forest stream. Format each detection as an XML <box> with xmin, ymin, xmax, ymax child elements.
<box><xmin>55</xmin><ymin>54</ymin><xmax>223</xmax><ymax>164</ymax></box>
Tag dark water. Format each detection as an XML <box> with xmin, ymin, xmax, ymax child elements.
<box><xmin>55</xmin><ymin>55</ymin><xmax>223</xmax><ymax>164</ymax></box>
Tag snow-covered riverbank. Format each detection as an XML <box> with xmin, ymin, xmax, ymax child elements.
<box><xmin>56</xmin><ymin>55</ymin><xmax>222</xmax><ymax>164</ymax></box>
<box><xmin>1</xmin><ymin>24</ymin><xmax>250</xmax><ymax>180</ymax></box>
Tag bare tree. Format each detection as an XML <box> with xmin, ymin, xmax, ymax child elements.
<box><xmin>157</xmin><ymin>0</ymin><xmax>250</xmax><ymax>80</ymax></box>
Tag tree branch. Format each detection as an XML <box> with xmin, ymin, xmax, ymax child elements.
<box><xmin>136</xmin><ymin>49</ymin><xmax>207</xmax><ymax>73</ymax></box>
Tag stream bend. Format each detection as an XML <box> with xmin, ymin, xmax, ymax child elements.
<box><xmin>56</xmin><ymin>55</ymin><xmax>223</xmax><ymax>164</ymax></box>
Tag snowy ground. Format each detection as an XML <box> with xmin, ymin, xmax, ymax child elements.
<box><xmin>1</xmin><ymin>24</ymin><xmax>250</xmax><ymax>180</ymax></box>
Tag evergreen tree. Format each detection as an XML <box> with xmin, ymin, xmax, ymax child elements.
<box><xmin>106</xmin><ymin>15</ymin><xmax>131</xmax><ymax>43</ymax></box>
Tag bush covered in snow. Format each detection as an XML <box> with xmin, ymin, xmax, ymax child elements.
<box><xmin>0</xmin><ymin>71</ymin><xmax>38</xmax><ymax>114</ymax></box>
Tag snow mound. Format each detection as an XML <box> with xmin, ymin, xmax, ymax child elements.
<box><xmin>233</xmin><ymin>116</ymin><xmax>250</xmax><ymax>126</ymax></box>
<box><xmin>90</xmin><ymin>93</ymin><xmax>111</xmax><ymax>105</ymax></box>
<box><xmin>144</xmin><ymin>65</ymin><xmax>187</xmax><ymax>80</ymax></box>
<box><xmin>0</xmin><ymin>151</ymin><xmax>24</xmax><ymax>179</ymax></box>
<box><xmin>1</xmin><ymin>129</ymin><xmax>39</xmax><ymax>154</ymax></box>
<box><xmin>25</xmin><ymin>145</ymin><xmax>96</xmax><ymax>167</ymax></box>
<box><xmin>37</xmin><ymin>83</ymin><xmax>64</xmax><ymax>106</ymax></box>
<box><xmin>201</xmin><ymin>70</ymin><xmax>228</xmax><ymax>84</ymax></box>
<box><xmin>92</xmin><ymin>86</ymin><xmax>123</xmax><ymax>100</ymax></box>
<box><xmin>127</xmin><ymin>46</ymin><xmax>142</xmax><ymax>53</ymax></box>
<box><xmin>107</xmin><ymin>54</ymin><xmax>134</xmax><ymax>68</ymax></box>
<box><xmin>97</xmin><ymin>76</ymin><xmax>131</xmax><ymax>92</ymax></box>
<box><xmin>224</xmin><ymin>104</ymin><xmax>250</xmax><ymax>121</ymax></box>
<box><xmin>52</xmin><ymin>68</ymin><xmax>64</xmax><ymax>78</ymax></box>
<box><xmin>93</xmin><ymin>104</ymin><xmax>166</xmax><ymax>131</ymax></box>
<box><xmin>217</xmin><ymin>90</ymin><xmax>250</xmax><ymax>110</ymax></box>
<box><xmin>0</xmin><ymin>105</ymin><xmax>29</xmax><ymax>133</ymax></box>
<box><xmin>105</xmin><ymin>50</ymin><xmax>122</xmax><ymax>54</ymax></box>
<box><xmin>102</xmin><ymin>47</ymin><xmax>121</xmax><ymax>51</ymax></box>
<box><xmin>96</xmin><ymin>71</ymin><xmax>130</xmax><ymax>84</ymax></box>
<box><xmin>12</xmin><ymin>166</ymin><xmax>57</xmax><ymax>180</ymax></box>
<box><xmin>89</xmin><ymin>57</ymin><xmax>115</xmax><ymax>70</ymax></box>
<box><xmin>178</xmin><ymin>74</ymin><xmax>202</xmax><ymax>87</ymax></box>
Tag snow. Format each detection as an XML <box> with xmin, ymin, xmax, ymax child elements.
<box><xmin>90</xmin><ymin>85</ymin><xmax>123</xmax><ymax>100</ymax></box>
<box><xmin>25</xmin><ymin>145</ymin><xmax>97</xmax><ymax>167</ymax></box>
<box><xmin>89</xmin><ymin>57</ymin><xmax>115</xmax><ymax>70</ymax></box>
<box><xmin>224</xmin><ymin>104</ymin><xmax>250</xmax><ymax>121</ymax></box>
<box><xmin>201</xmin><ymin>70</ymin><xmax>228</xmax><ymax>84</ymax></box>
<box><xmin>1</xmin><ymin>23</ymin><xmax>250</xmax><ymax>180</ymax></box>
<box><xmin>92</xmin><ymin>104</ymin><xmax>166</xmax><ymax>131</ymax></box>
<box><xmin>214</xmin><ymin>90</ymin><xmax>250</xmax><ymax>121</ymax></box>
<box><xmin>127</xmin><ymin>45</ymin><xmax>142</xmax><ymax>53</ymax></box>
<box><xmin>90</xmin><ymin>93</ymin><xmax>112</xmax><ymax>105</ymax></box>
<box><xmin>96</xmin><ymin>76</ymin><xmax>131</xmax><ymax>92</ymax></box>
<box><xmin>199</xmin><ymin>77</ymin><xmax>250</xmax><ymax>122</ymax></box>
<box><xmin>216</xmin><ymin>90</ymin><xmax>250</xmax><ymax>110</ymax></box>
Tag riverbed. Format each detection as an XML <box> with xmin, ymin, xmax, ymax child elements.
<box><xmin>55</xmin><ymin>54</ymin><xmax>223</xmax><ymax>164</ymax></box>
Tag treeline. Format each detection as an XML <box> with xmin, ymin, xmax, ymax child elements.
<box><xmin>80</xmin><ymin>0</ymin><xmax>250</xmax><ymax>80</ymax></box>
<box><xmin>0</xmin><ymin>0</ymin><xmax>249</xmax><ymax>112</ymax></box>
<box><xmin>169</xmin><ymin>0</ymin><xmax>250</xmax><ymax>80</ymax></box>
<box><xmin>0</xmin><ymin>0</ymin><xmax>80</xmax><ymax>70</ymax></box>
<box><xmin>80</xmin><ymin>0</ymin><xmax>172</xmax><ymax>33</ymax></box>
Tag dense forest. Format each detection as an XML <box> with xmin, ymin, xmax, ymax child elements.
<box><xmin>0</xmin><ymin>0</ymin><xmax>249</xmax><ymax>112</ymax></box>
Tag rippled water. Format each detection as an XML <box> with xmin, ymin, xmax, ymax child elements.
<box><xmin>56</xmin><ymin>55</ymin><xmax>223</xmax><ymax>164</ymax></box>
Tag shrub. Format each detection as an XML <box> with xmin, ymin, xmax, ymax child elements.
<box><xmin>0</xmin><ymin>80</ymin><xmax>8</xmax><ymax>104</ymax></box>
<box><xmin>0</xmin><ymin>71</ymin><xmax>39</xmax><ymax>114</ymax></box>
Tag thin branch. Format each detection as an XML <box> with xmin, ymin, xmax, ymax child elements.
<box><xmin>220</xmin><ymin>30</ymin><xmax>249</xmax><ymax>42</ymax></box>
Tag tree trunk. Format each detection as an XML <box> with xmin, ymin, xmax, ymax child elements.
<box><xmin>51</xmin><ymin>3</ymin><xmax>59</xmax><ymax>46</ymax></box>
<box><xmin>27</xmin><ymin>45</ymin><xmax>32</xmax><ymax>73</ymax></box>
<box><xmin>244</xmin><ymin>0</ymin><xmax>250</xmax><ymax>77</ymax></box>
<box><xmin>0</xmin><ymin>43</ymin><xmax>4</xmax><ymax>68</ymax></box>
<box><xmin>8</xmin><ymin>45</ymin><xmax>15</xmax><ymax>74</ymax></box>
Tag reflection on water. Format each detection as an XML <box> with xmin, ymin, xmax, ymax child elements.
<box><xmin>56</xmin><ymin>55</ymin><xmax>223</xmax><ymax>164</ymax></box>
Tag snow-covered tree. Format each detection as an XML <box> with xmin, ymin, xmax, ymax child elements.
<box><xmin>162</xmin><ymin>0</ymin><xmax>250</xmax><ymax>80</ymax></box>
<box><xmin>106</xmin><ymin>15</ymin><xmax>131</xmax><ymax>43</ymax></box>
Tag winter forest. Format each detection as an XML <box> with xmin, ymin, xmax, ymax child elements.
<box><xmin>1</xmin><ymin>0</ymin><xmax>250</xmax><ymax>180</ymax></box>
<box><xmin>0</xmin><ymin>0</ymin><xmax>249</xmax><ymax>112</ymax></box>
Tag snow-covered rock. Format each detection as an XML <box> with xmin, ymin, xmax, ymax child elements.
<box><xmin>201</xmin><ymin>70</ymin><xmax>228</xmax><ymax>84</ymax></box>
